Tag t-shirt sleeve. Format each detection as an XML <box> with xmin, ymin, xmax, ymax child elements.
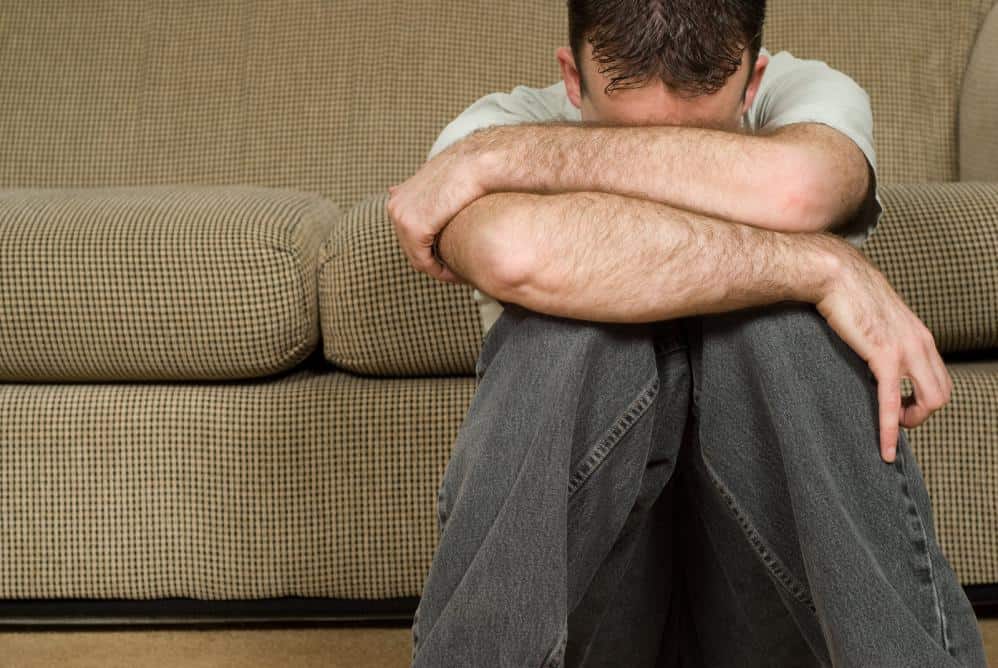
<box><xmin>427</xmin><ymin>82</ymin><xmax>567</xmax><ymax>161</ymax></box>
<box><xmin>748</xmin><ymin>49</ymin><xmax>883</xmax><ymax>246</ymax></box>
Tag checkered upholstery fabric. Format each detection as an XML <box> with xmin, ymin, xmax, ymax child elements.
<box><xmin>0</xmin><ymin>359</ymin><xmax>475</xmax><ymax>599</ymax></box>
<box><xmin>1</xmin><ymin>0</ymin><xmax>997</xmax><ymax>604</ymax></box>
<box><xmin>764</xmin><ymin>0</ymin><xmax>997</xmax><ymax>183</ymax></box>
<box><xmin>866</xmin><ymin>183</ymin><xmax>998</xmax><ymax>353</ymax></box>
<box><xmin>319</xmin><ymin>193</ymin><xmax>481</xmax><ymax>376</ymax></box>
<box><xmin>0</xmin><ymin>0</ymin><xmax>565</xmax><ymax>214</ymax></box>
<box><xmin>0</xmin><ymin>359</ymin><xmax>994</xmax><ymax>598</ymax></box>
<box><xmin>0</xmin><ymin>186</ymin><xmax>338</xmax><ymax>382</ymax></box>
<box><xmin>961</xmin><ymin>2</ymin><xmax>998</xmax><ymax>180</ymax></box>
<box><xmin>2</xmin><ymin>1</ymin><xmax>992</xmax><ymax>200</ymax></box>
<box><xmin>907</xmin><ymin>362</ymin><xmax>998</xmax><ymax>587</ymax></box>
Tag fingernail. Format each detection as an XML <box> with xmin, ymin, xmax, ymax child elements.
<box><xmin>887</xmin><ymin>446</ymin><xmax>896</xmax><ymax>462</ymax></box>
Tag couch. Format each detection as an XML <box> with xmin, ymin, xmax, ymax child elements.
<box><xmin>1</xmin><ymin>0</ymin><xmax>996</xmax><ymax>625</ymax></box>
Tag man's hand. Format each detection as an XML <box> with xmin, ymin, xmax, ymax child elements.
<box><xmin>386</xmin><ymin>139</ymin><xmax>491</xmax><ymax>284</ymax></box>
<box><xmin>815</xmin><ymin>244</ymin><xmax>953</xmax><ymax>463</ymax></box>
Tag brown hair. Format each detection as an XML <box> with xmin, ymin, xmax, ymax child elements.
<box><xmin>567</xmin><ymin>0</ymin><xmax>766</xmax><ymax>98</ymax></box>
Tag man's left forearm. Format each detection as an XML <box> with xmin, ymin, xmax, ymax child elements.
<box><xmin>435</xmin><ymin>190</ymin><xmax>847</xmax><ymax>323</ymax></box>
<box><xmin>465</xmin><ymin>122</ymin><xmax>869</xmax><ymax>233</ymax></box>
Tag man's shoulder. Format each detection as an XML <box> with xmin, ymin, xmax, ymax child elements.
<box><xmin>757</xmin><ymin>47</ymin><xmax>848</xmax><ymax>83</ymax></box>
<box><xmin>748</xmin><ymin>45</ymin><xmax>872</xmax><ymax>131</ymax></box>
<box><xmin>508</xmin><ymin>80</ymin><xmax>577</xmax><ymax>119</ymax></box>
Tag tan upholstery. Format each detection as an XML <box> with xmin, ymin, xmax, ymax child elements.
<box><xmin>319</xmin><ymin>186</ymin><xmax>998</xmax><ymax>377</ymax></box>
<box><xmin>319</xmin><ymin>193</ymin><xmax>481</xmax><ymax>376</ymax></box>
<box><xmin>0</xmin><ymin>363</ymin><xmax>475</xmax><ymax>599</ymax></box>
<box><xmin>908</xmin><ymin>362</ymin><xmax>998</xmax><ymax>587</ymax></box>
<box><xmin>960</xmin><ymin>2</ymin><xmax>998</xmax><ymax>180</ymax></box>
<box><xmin>764</xmin><ymin>0</ymin><xmax>996</xmax><ymax>183</ymax></box>
<box><xmin>1</xmin><ymin>0</ymin><xmax>997</xmax><ymax>605</ymax></box>
<box><xmin>0</xmin><ymin>187</ymin><xmax>338</xmax><ymax>382</ymax></box>
<box><xmin>0</xmin><ymin>1</ymin><xmax>565</xmax><ymax>214</ymax></box>
<box><xmin>0</xmin><ymin>360</ymin><xmax>993</xmax><ymax>598</ymax></box>
<box><xmin>4</xmin><ymin>0</ymin><xmax>993</xmax><ymax>200</ymax></box>
<box><xmin>865</xmin><ymin>183</ymin><xmax>998</xmax><ymax>354</ymax></box>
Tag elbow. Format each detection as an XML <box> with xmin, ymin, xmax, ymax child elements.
<box><xmin>772</xmin><ymin>153</ymin><xmax>845</xmax><ymax>233</ymax></box>
<box><xmin>469</xmin><ymin>196</ymin><xmax>538</xmax><ymax>302</ymax></box>
<box><xmin>479</xmin><ymin>230</ymin><xmax>535</xmax><ymax>304</ymax></box>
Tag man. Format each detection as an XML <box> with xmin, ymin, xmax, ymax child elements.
<box><xmin>389</xmin><ymin>1</ymin><xmax>988</xmax><ymax>666</ymax></box>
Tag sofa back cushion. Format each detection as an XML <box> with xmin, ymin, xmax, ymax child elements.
<box><xmin>763</xmin><ymin>0</ymin><xmax>996</xmax><ymax>183</ymax></box>
<box><xmin>319</xmin><ymin>193</ymin><xmax>483</xmax><ymax>376</ymax></box>
<box><xmin>960</xmin><ymin>1</ymin><xmax>998</xmax><ymax>180</ymax></box>
<box><xmin>0</xmin><ymin>1</ymin><xmax>564</xmax><ymax>214</ymax></box>
<box><xmin>0</xmin><ymin>187</ymin><xmax>337</xmax><ymax>382</ymax></box>
<box><xmin>2</xmin><ymin>0</ymin><xmax>994</xmax><ymax>211</ymax></box>
<box><xmin>319</xmin><ymin>184</ymin><xmax>998</xmax><ymax>377</ymax></box>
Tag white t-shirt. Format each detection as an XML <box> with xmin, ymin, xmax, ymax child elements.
<box><xmin>428</xmin><ymin>48</ymin><xmax>883</xmax><ymax>336</ymax></box>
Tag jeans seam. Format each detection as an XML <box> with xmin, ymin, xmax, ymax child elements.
<box><xmin>699</xmin><ymin>449</ymin><xmax>818</xmax><ymax>613</ymax></box>
<box><xmin>567</xmin><ymin>374</ymin><xmax>660</xmax><ymax>498</ymax></box>
<box><xmin>896</xmin><ymin>432</ymin><xmax>951</xmax><ymax>653</ymax></box>
<box><xmin>540</xmin><ymin>620</ymin><xmax>568</xmax><ymax>667</ymax></box>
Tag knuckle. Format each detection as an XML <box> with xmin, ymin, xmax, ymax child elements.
<box><xmin>906</xmin><ymin>334</ymin><xmax>925</xmax><ymax>352</ymax></box>
<box><xmin>922</xmin><ymin>387</ymin><xmax>945</xmax><ymax>410</ymax></box>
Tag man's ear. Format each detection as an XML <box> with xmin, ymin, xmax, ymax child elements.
<box><xmin>555</xmin><ymin>46</ymin><xmax>583</xmax><ymax>109</ymax></box>
<box><xmin>740</xmin><ymin>52</ymin><xmax>769</xmax><ymax>115</ymax></box>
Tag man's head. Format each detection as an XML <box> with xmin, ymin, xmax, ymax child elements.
<box><xmin>559</xmin><ymin>0</ymin><xmax>769</xmax><ymax>130</ymax></box>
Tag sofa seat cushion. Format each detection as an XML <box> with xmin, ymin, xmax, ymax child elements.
<box><xmin>0</xmin><ymin>360</ymin><xmax>993</xmax><ymax>599</ymax></box>
<box><xmin>0</xmin><ymin>360</ymin><xmax>476</xmax><ymax>599</ymax></box>
<box><xmin>0</xmin><ymin>186</ymin><xmax>338</xmax><ymax>382</ymax></box>
<box><xmin>905</xmin><ymin>360</ymin><xmax>998</xmax><ymax>587</ymax></box>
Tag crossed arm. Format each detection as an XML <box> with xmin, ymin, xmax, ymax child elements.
<box><xmin>387</xmin><ymin>121</ymin><xmax>952</xmax><ymax>463</ymax></box>
<box><xmin>464</xmin><ymin>121</ymin><xmax>870</xmax><ymax>233</ymax></box>
<box><xmin>436</xmin><ymin>189</ymin><xmax>842</xmax><ymax>323</ymax></box>
<box><xmin>432</xmin><ymin>121</ymin><xmax>868</xmax><ymax>321</ymax></box>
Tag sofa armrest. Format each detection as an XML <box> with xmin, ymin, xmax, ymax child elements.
<box><xmin>318</xmin><ymin>192</ymin><xmax>481</xmax><ymax>376</ymax></box>
<box><xmin>0</xmin><ymin>185</ymin><xmax>339</xmax><ymax>382</ymax></box>
<box><xmin>865</xmin><ymin>182</ymin><xmax>998</xmax><ymax>353</ymax></box>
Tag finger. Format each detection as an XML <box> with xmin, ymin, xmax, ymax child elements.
<box><xmin>922</xmin><ymin>330</ymin><xmax>954</xmax><ymax>407</ymax></box>
<box><xmin>898</xmin><ymin>356</ymin><xmax>943</xmax><ymax>429</ymax></box>
<box><xmin>899</xmin><ymin>383</ymin><xmax>932</xmax><ymax>429</ymax></box>
<box><xmin>928</xmin><ymin>347</ymin><xmax>953</xmax><ymax>408</ymax></box>
<box><xmin>901</xmin><ymin>371</ymin><xmax>942</xmax><ymax>429</ymax></box>
<box><xmin>402</xmin><ymin>252</ymin><xmax>420</xmax><ymax>274</ymax></box>
<box><xmin>415</xmin><ymin>240</ymin><xmax>443</xmax><ymax>275</ymax></box>
<box><xmin>435</xmin><ymin>264</ymin><xmax>464</xmax><ymax>285</ymax></box>
<box><xmin>918</xmin><ymin>331</ymin><xmax>948</xmax><ymax>392</ymax></box>
<box><xmin>874</xmin><ymin>363</ymin><xmax>901</xmax><ymax>463</ymax></box>
<box><xmin>397</xmin><ymin>242</ymin><xmax>422</xmax><ymax>274</ymax></box>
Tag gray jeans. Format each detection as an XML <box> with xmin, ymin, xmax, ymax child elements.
<box><xmin>409</xmin><ymin>300</ymin><xmax>987</xmax><ymax>667</ymax></box>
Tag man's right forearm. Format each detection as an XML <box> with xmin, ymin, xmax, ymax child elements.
<box><xmin>436</xmin><ymin>191</ymin><xmax>851</xmax><ymax>323</ymax></box>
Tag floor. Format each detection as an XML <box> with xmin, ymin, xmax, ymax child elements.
<box><xmin>0</xmin><ymin>618</ymin><xmax>996</xmax><ymax>667</ymax></box>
